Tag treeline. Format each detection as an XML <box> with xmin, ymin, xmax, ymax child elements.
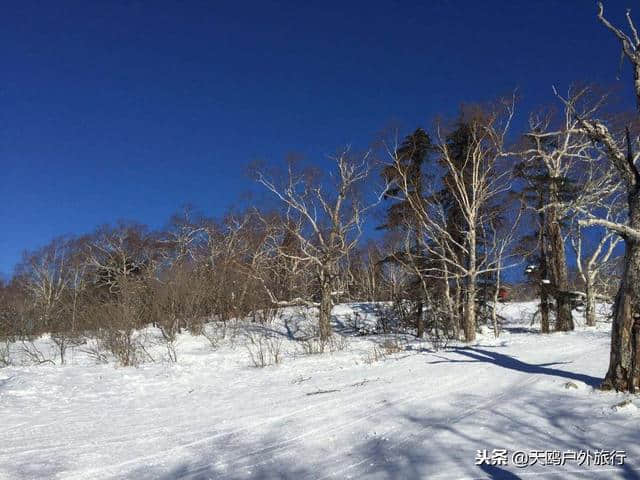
<box><xmin>0</xmin><ymin>211</ymin><xmax>402</xmax><ymax>366</ymax></box>
<box><xmin>3</xmin><ymin>1</ymin><xmax>639</xmax><ymax>392</ymax></box>
<box><xmin>0</xmin><ymin>96</ymin><xmax>624</xmax><ymax>367</ymax></box>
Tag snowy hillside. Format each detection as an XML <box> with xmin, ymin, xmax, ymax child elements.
<box><xmin>1</xmin><ymin>302</ymin><xmax>638</xmax><ymax>479</ymax></box>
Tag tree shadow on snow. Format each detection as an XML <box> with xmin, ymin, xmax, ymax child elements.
<box><xmin>501</xmin><ymin>326</ymin><xmax>541</xmax><ymax>335</ymax></box>
<box><xmin>622</xmin><ymin>462</ymin><xmax>640</xmax><ymax>480</ymax></box>
<box><xmin>478</xmin><ymin>463</ymin><xmax>522</xmax><ymax>479</ymax></box>
<box><xmin>448</xmin><ymin>347</ymin><xmax>602</xmax><ymax>388</ymax></box>
<box><xmin>121</xmin><ymin>384</ymin><xmax>638</xmax><ymax>480</ymax></box>
<box><xmin>396</xmin><ymin>389</ymin><xmax>639</xmax><ymax>480</ymax></box>
<box><xmin>146</xmin><ymin>461</ymin><xmax>312</xmax><ymax>480</ymax></box>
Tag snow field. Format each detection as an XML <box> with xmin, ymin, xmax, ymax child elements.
<box><xmin>0</xmin><ymin>302</ymin><xmax>638</xmax><ymax>479</ymax></box>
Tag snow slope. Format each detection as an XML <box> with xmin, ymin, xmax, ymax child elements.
<box><xmin>1</xmin><ymin>302</ymin><xmax>639</xmax><ymax>479</ymax></box>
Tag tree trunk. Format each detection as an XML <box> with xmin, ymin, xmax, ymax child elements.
<box><xmin>492</xmin><ymin>280</ymin><xmax>500</xmax><ymax>338</ymax></box>
<box><xmin>539</xmin><ymin>209</ymin><xmax>550</xmax><ymax>333</ymax></box>
<box><xmin>463</xmin><ymin>273</ymin><xmax>477</xmax><ymax>342</ymax></box>
<box><xmin>585</xmin><ymin>276</ymin><xmax>597</xmax><ymax>327</ymax></box>
<box><xmin>318</xmin><ymin>276</ymin><xmax>333</xmax><ymax>341</ymax></box>
<box><xmin>454</xmin><ymin>278</ymin><xmax>463</xmax><ymax>338</ymax></box>
<box><xmin>555</xmin><ymin>292</ymin><xmax>574</xmax><ymax>331</ymax></box>
<box><xmin>602</xmin><ymin>191</ymin><xmax>640</xmax><ymax>391</ymax></box>
<box><xmin>443</xmin><ymin>262</ymin><xmax>457</xmax><ymax>339</ymax></box>
<box><xmin>463</xmin><ymin>227</ymin><xmax>477</xmax><ymax>342</ymax></box>
<box><xmin>415</xmin><ymin>300</ymin><xmax>424</xmax><ymax>338</ymax></box>
<box><xmin>547</xmin><ymin>213</ymin><xmax>574</xmax><ymax>331</ymax></box>
<box><xmin>540</xmin><ymin>286</ymin><xmax>550</xmax><ymax>334</ymax></box>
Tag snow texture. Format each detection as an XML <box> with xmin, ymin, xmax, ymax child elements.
<box><xmin>1</xmin><ymin>302</ymin><xmax>638</xmax><ymax>479</ymax></box>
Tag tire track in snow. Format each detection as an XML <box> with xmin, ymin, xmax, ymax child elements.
<box><xmin>60</xmin><ymin>355</ymin><xmax>435</xmax><ymax>479</ymax></box>
<box><xmin>315</xmin><ymin>342</ymin><xmax>605</xmax><ymax>480</ymax></box>
<box><xmin>232</xmin><ymin>338</ymin><xmax>601</xmax><ymax>479</ymax></box>
<box><xmin>0</xmin><ymin>358</ymin><xmax>402</xmax><ymax>462</ymax></box>
<box><xmin>70</xmin><ymin>338</ymin><xmax>597</xmax><ymax>479</ymax></box>
<box><xmin>63</xmin><ymin>354</ymin><xmax>467</xmax><ymax>480</ymax></box>
<box><xmin>171</xmin><ymin>363</ymin><xmax>486</xmax><ymax>479</ymax></box>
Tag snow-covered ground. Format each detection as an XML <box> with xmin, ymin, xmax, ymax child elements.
<box><xmin>1</xmin><ymin>302</ymin><xmax>638</xmax><ymax>479</ymax></box>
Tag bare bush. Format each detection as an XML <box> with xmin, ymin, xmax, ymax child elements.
<box><xmin>299</xmin><ymin>330</ymin><xmax>348</xmax><ymax>355</ymax></box>
<box><xmin>299</xmin><ymin>336</ymin><xmax>327</xmax><ymax>355</ymax></box>
<box><xmin>0</xmin><ymin>340</ymin><xmax>11</xmax><ymax>367</ymax></box>
<box><xmin>97</xmin><ymin>328</ymin><xmax>154</xmax><ymax>367</ymax></box>
<box><xmin>361</xmin><ymin>337</ymin><xmax>404</xmax><ymax>365</ymax></box>
<box><xmin>20</xmin><ymin>340</ymin><xmax>55</xmax><ymax>366</ymax></box>
<box><xmin>362</xmin><ymin>345</ymin><xmax>387</xmax><ymax>365</ymax></box>
<box><xmin>158</xmin><ymin>322</ymin><xmax>179</xmax><ymax>363</ymax></box>
<box><xmin>244</xmin><ymin>329</ymin><xmax>283</xmax><ymax>367</ymax></box>
<box><xmin>202</xmin><ymin>321</ymin><xmax>225</xmax><ymax>349</ymax></box>
<box><xmin>380</xmin><ymin>337</ymin><xmax>404</xmax><ymax>354</ymax></box>
<box><xmin>51</xmin><ymin>332</ymin><xmax>83</xmax><ymax>365</ymax></box>
<box><xmin>79</xmin><ymin>339</ymin><xmax>109</xmax><ymax>364</ymax></box>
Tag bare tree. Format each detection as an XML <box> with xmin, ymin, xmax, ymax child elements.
<box><xmin>85</xmin><ymin>223</ymin><xmax>158</xmax><ymax>296</ymax></box>
<box><xmin>385</xmin><ymin>100</ymin><xmax>515</xmax><ymax>342</ymax></box>
<box><xmin>256</xmin><ymin>150</ymin><xmax>384</xmax><ymax>340</ymax></box>
<box><xmin>519</xmin><ymin>99</ymin><xmax>605</xmax><ymax>331</ymax></box>
<box><xmin>16</xmin><ymin>237</ymin><xmax>73</xmax><ymax>334</ymax></box>
<box><xmin>240</xmin><ymin>211</ymin><xmax>314</xmax><ymax>310</ymax></box>
<box><xmin>84</xmin><ymin>224</ymin><xmax>158</xmax><ymax>366</ymax></box>
<box><xmin>346</xmin><ymin>242</ymin><xmax>387</xmax><ymax>302</ymax></box>
<box><xmin>484</xmin><ymin>202</ymin><xmax>524</xmax><ymax>337</ymax></box>
<box><xmin>569</xmin><ymin>158</ymin><xmax>625</xmax><ymax>326</ymax></box>
<box><xmin>561</xmin><ymin>2</ymin><xmax>640</xmax><ymax>391</ymax></box>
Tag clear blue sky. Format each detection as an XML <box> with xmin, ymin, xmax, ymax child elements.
<box><xmin>1</xmin><ymin>0</ymin><xmax>635</xmax><ymax>276</ymax></box>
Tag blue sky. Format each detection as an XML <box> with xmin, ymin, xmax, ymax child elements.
<box><xmin>1</xmin><ymin>0</ymin><xmax>635</xmax><ymax>276</ymax></box>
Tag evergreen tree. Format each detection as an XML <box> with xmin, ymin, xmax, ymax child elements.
<box><xmin>380</xmin><ymin>128</ymin><xmax>433</xmax><ymax>337</ymax></box>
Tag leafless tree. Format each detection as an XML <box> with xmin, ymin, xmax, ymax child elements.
<box><xmin>345</xmin><ymin>242</ymin><xmax>387</xmax><ymax>302</ymax></box>
<box><xmin>568</xmin><ymin>158</ymin><xmax>625</xmax><ymax>326</ymax></box>
<box><xmin>519</xmin><ymin>95</ymin><xmax>607</xmax><ymax>331</ymax></box>
<box><xmin>384</xmin><ymin>99</ymin><xmax>516</xmax><ymax>342</ymax></box>
<box><xmin>256</xmin><ymin>149</ymin><xmax>385</xmax><ymax>340</ymax></box>
<box><xmin>83</xmin><ymin>224</ymin><xmax>158</xmax><ymax>365</ymax></box>
<box><xmin>484</xmin><ymin>202</ymin><xmax>524</xmax><ymax>337</ymax></box>
<box><xmin>558</xmin><ymin>2</ymin><xmax>640</xmax><ymax>391</ymax></box>
<box><xmin>16</xmin><ymin>237</ymin><xmax>73</xmax><ymax>334</ymax></box>
<box><xmin>85</xmin><ymin>223</ymin><xmax>159</xmax><ymax>296</ymax></box>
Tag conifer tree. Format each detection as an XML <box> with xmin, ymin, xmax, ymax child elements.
<box><xmin>380</xmin><ymin>128</ymin><xmax>433</xmax><ymax>337</ymax></box>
